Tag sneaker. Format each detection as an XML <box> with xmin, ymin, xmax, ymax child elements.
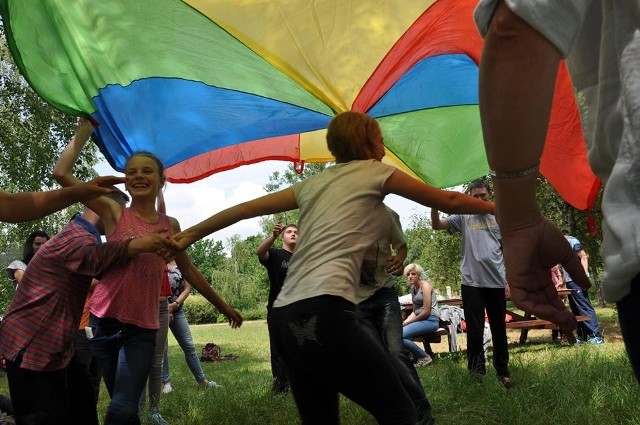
<box><xmin>162</xmin><ymin>382</ymin><xmax>173</xmax><ymax>394</ymax></box>
<box><xmin>414</xmin><ymin>355</ymin><xmax>433</xmax><ymax>367</ymax></box>
<box><xmin>586</xmin><ymin>336</ymin><xmax>605</xmax><ymax>345</ymax></box>
<box><xmin>498</xmin><ymin>376</ymin><xmax>514</xmax><ymax>389</ymax></box>
<box><xmin>200</xmin><ymin>379</ymin><xmax>222</xmax><ymax>388</ymax></box>
<box><xmin>150</xmin><ymin>412</ymin><xmax>170</xmax><ymax>425</ymax></box>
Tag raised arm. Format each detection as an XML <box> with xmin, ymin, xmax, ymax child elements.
<box><xmin>0</xmin><ymin>177</ymin><xmax>126</xmax><ymax>223</ymax></box>
<box><xmin>52</xmin><ymin>118</ymin><xmax>122</xmax><ymax>229</ymax></box>
<box><xmin>256</xmin><ymin>222</ymin><xmax>283</xmax><ymax>261</ymax></box>
<box><xmin>478</xmin><ymin>2</ymin><xmax>588</xmax><ymax>331</ymax></box>
<box><xmin>174</xmin><ymin>188</ymin><xmax>298</xmax><ymax>251</ymax></box>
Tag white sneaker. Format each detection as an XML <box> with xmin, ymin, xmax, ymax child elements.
<box><xmin>162</xmin><ymin>383</ymin><xmax>173</xmax><ymax>394</ymax></box>
<box><xmin>150</xmin><ymin>412</ymin><xmax>170</xmax><ymax>425</ymax></box>
<box><xmin>414</xmin><ymin>355</ymin><xmax>433</xmax><ymax>367</ymax></box>
<box><xmin>200</xmin><ymin>379</ymin><xmax>222</xmax><ymax>389</ymax></box>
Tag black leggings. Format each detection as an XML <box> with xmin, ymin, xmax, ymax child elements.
<box><xmin>272</xmin><ymin>295</ymin><xmax>417</xmax><ymax>425</ymax></box>
<box><xmin>617</xmin><ymin>274</ymin><xmax>640</xmax><ymax>383</ymax></box>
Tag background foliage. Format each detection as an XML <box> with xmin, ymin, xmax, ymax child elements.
<box><xmin>0</xmin><ymin>24</ymin><xmax>99</xmax><ymax>311</ymax></box>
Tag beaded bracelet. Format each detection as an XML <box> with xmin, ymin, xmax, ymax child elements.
<box><xmin>489</xmin><ymin>162</ymin><xmax>539</xmax><ymax>179</ymax></box>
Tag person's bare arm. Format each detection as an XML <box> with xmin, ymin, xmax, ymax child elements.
<box><xmin>386</xmin><ymin>209</ymin><xmax>407</xmax><ymax>276</ymax></box>
<box><xmin>169</xmin><ymin>279</ymin><xmax>191</xmax><ymax>314</ymax></box>
<box><xmin>53</xmin><ymin>118</ymin><xmax>121</xmax><ymax>231</ymax></box>
<box><xmin>170</xmin><ymin>216</ymin><xmax>243</xmax><ymax>327</ymax></box>
<box><xmin>383</xmin><ymin>170</ymin><xmax>494</xmax><ymax>216</ymax></box>
<box><xmin>430</xmin><ymin>209</ymin><xmax>449</xmax><ymax>230</ymax></box>
<box><xmin>256</xmin><ymin>222</ymin><xmax>284</xmax><ymax>261</ymax></box>
<box><xmin>12</xmin><ymin>269</ymin><xmax>25</xmax><ymax>285</ymax></box>
<box><xmin>478</xmin><ymin>2</ymin><xmax>588</xmax><ymax>332</ymax></box>
<box><xmin>173</xmin><ymin>188</ymin><xmax>298</xmax><ymax>251</ymax></box>
<box><xmin>0</xmin><ymin>177</ymin><xmax>126</xmax><ymax>223</ymax></box>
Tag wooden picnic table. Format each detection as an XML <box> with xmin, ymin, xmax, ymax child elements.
<box><xmin>506</xmin><ymin>288</ymin><xmax>590</xmax><ymax>344</ymax></box>
<box><xmin>401</xmin><ymin>289</ymin><xmax>589</xmax><ymax>344</ymax></box>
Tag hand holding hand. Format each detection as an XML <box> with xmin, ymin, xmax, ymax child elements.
<box><xmin>130</xmin><ymin>228</ymin><xmax>178</xmax><ymax>256</ymax></box>
<box><xmin>500</xmin><ymin>215</ymin><xmax>590</xmax><ymax>333</ymax></box>
<box><xmin>171</xmin><ymin>230</ymin><xmax>197</xmax><ymax>252</ymax></box>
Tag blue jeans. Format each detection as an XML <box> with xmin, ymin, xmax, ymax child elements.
<box><xmin>402</xmin><ymin>316</ymin><xmax>440</xmax><ymax>358</ymax></box>
<box><xmin>162</xmin><ymin>308</ymin><xmax>206</xmax><ymax>383</ymax></box>
<box><xmin>358</xmin><ymin>287</ymin><xmax>433</xmax><ymax>423</ymax></box>
<box><xmin>140</xmin><ymin>299</ymin><xmax>169</xmax><ymax>415</ymax></box>
<box><xmin>89</xmin><ymin>315</ymin><xmax>157</xmax><ymax>425</ymax></box>
<box><xmin>565</xmin><ymin>280</ymin><xmax>602</xmax><ymax>340</ymax></box>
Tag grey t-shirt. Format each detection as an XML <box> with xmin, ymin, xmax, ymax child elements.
<box><xmin>448</xmin><ymin>213</ymin><xmax>505</xmax><ymax>288</ymax></box>
<box><xmin>356</xmin><ymin>206</ymin><xmax>406</xmax><ymax>303</ymax></box>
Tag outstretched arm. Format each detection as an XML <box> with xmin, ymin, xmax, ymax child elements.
<box><xmin>383</xmin><ymin>170</ymin><xmax>494</xmax><ymax>215</ymax></box>
<box><xmin>170</xmin><ymin>216</ymin><xmax>243</xmax><ymax>328</ymax></box>
<box><xmin>478</xmin><ymin>2</ymin><xmax>588</xmax><ymax>332</ymax></box>
<box><xmin>0</xmin><ymin>177</ymin><xmax>126</xmax><ymax>223</ymax></box>
<box><xmin>174</xmin><ymin>188</ymin><xmax>297</xmax><ymax>251</ymax></box>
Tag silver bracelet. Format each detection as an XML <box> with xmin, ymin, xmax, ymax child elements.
<box><xmin>489</xmin><ymin>162</ymin><xmax>539</xmax><ymax>179</ymax></box>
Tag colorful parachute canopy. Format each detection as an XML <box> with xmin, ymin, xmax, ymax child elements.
<box><xmin>0</xmin><ymin>0</ymin><xmax>600</xmax><ymax>209</ymax></box>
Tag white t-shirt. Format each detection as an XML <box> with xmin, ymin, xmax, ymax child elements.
<box><xmin>475</xmin><ymin>0</ymin><xmax>640</xmax><ymax>302</ymax></box>
<box><xmin>273</xmin><ymin>160</ymin><xmax>396</xmax><ymax>307</ymax></box>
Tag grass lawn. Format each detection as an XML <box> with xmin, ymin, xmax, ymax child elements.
<box><xmin>1</xmin><ymin>307</ymin><xmax>638</xmax><ymax>424</ymax></box>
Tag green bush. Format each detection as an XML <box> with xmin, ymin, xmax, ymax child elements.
<box><xmin>183</xmin><ymin>295</ymin><xmax>219</xmax><ymax>325</ymax></box>
<box><xmin>240</xmin><ymin>307</ymin><xmax>267</xmax><ymax>321</ymax></box>
<box><xmin>183</xmin><ymin>295</ymin><xmax>267</xmax><ymax>324</ymax></box>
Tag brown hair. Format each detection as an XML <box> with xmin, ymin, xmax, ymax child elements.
<box><xmin>326</xmin><ymin>112</ymin><xmax>383</xmax><ymax>162</ymax></box>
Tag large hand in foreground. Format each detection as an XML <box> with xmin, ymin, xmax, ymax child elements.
<box><xmin>501</xmin><ymin>215</ymin><xmax>590</xmax><ymax>333</ymax></box>
<box><xmin>77</xmin><ymin>176</ymin><xmax>128</xmax><ymax>200</ymax></box>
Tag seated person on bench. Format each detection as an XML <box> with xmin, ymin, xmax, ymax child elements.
<box><xmin>402</xmin><ymin>264</ymin><xmax>440</xmax><ymax>367</ymax></box>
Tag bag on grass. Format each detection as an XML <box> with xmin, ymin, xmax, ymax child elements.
<box><xmin>200</xmin><ymin>343</ymin><xmax>221</xmax><ymax>362</ymax></box>
<box><xmin>200</xmin><ymin>342</ymin><xmax>239</xmax><ymax>362</ymax></box>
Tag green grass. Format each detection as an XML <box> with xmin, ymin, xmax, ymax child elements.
<box><xmin>2</xmin><ymin>307</ymin><xmax>639</xmax><ymax>424</ymax></box>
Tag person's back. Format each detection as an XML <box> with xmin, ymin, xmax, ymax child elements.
<box><xmin>274</xmin><ymin>159</ymin><xmax>395</xmax><ymax>308</ymax></box>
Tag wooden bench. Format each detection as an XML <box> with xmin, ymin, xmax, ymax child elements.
<box><xmin>507</xmin><ymin>314</ymin><xmax>591</xmax><ymax>344</ymax></box>
<box><xmin>414</xmin><ymin>322</ymin><xmax>454</xmax><ymax>356</ymax></box>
